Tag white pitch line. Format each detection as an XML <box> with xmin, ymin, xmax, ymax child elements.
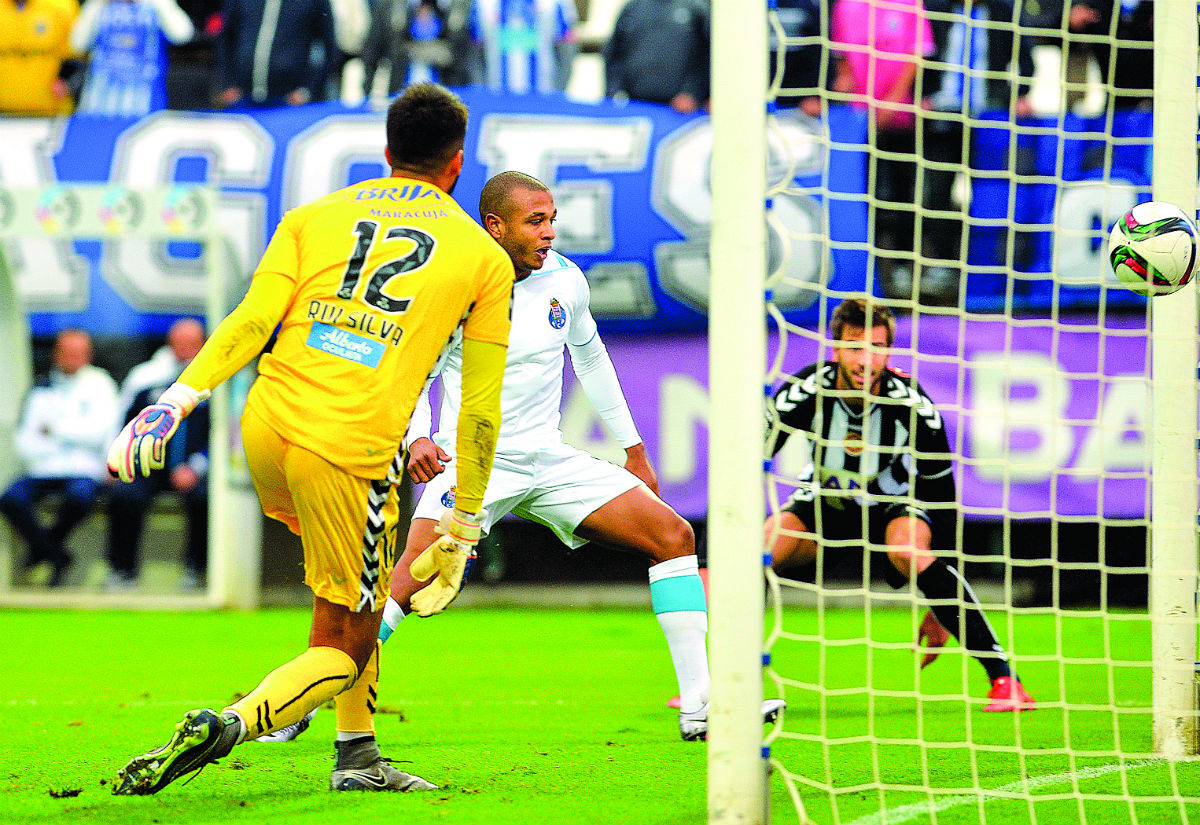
<box><xmin>844</xmin><ymin>758</ymin><xmax>1162</xmax><ymax>825</ymax></box>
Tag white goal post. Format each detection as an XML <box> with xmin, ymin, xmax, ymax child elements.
<box><xmin>708</xmin><ymin>1</ymin><xmax>771</xmax><ymax>824</ymax></box>
<box><xmin>1148</xmin><ymin>0</ymin><xmax>1198</xmax><ymax>760</ymax></box>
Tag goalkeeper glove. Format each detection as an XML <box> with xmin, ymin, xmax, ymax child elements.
<box><xmin>107</xmin><ymin>382</ymin><xmax>209</xmax><ymax>483</ymax></box>
<box><xmin>409</xmin><ymin>507</ymin><xmax>486</xmax><ymax>617</ymax></box>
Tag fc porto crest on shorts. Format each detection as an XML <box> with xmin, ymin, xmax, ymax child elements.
<box><xmin>548</xmin><ymin>298</ymin><xmax>566</xmax><ymax>329</ymax></box>
<box><xmin>440</xmin><ymin>485</ymin><xmax>456</xmax><ymax>508</ymax></box>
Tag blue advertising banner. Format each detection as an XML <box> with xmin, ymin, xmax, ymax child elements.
<box><xmin>0</xmin><ymin>91</ymin><xmax>868</xmax><ymax>339</ymax></box>
<box><xmin>967</xmin><ymin>111</ymin><xmax>1167</xmax><ymax>311</ymax></box>
<box><xmin>0</xmin><ymin>99</ymin><xmax>1180</xmax><ymax>335</ymax></box>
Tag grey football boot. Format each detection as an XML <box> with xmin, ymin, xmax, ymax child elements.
<box><xmin>330</xmin><ymin>737</ymin><xmax>438</xmax><ymax>791</ymax></box>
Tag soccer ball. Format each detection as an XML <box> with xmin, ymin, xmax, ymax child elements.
<box><xmin>1108</xmin><ymin>201</ymin><xmax>1198</xmax><ymax>296</ymax></box>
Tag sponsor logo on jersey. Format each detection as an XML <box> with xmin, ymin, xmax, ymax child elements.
<box><xmin>548</xmin><ymin>298</ymin><xmax>566</xmax><ymax>329</ymax></box>
<box><xmin>353</xmin><ymin>184</ymin><xmax>442</xmax><ymax>202</ymax></box>
<box><xmin>440</xmin><ymin>485</ymin><xmax>456</xmax><ymax>508</ymax></box>
<box><xmin>844</xmin><ymin>431</ymin><xmax>864</xmax><ymax>456</ymax></box>
<box><xmin>818</xmin><ymin>467</ymin><xmax>875</xmax><ymax>510</ymax></box>
<box><xmin>367</xmin><ymin>207</ymin><xmax>448</xmax><ymax>220</ymax></box>
<box><xmin>306</xmin><ymin>322</ymin><xmax>385</xmax><ymax>368</ymax></box>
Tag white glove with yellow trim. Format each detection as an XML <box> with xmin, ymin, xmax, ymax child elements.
<box><xmin>410</xmin><ymin>508</ymin><xmax>486</xmax><ymax>617</ymax></box>
<box><xmin>107</xmin><ymin>382</ymin><xmax>209</xmax><ymax>483</ymax></box>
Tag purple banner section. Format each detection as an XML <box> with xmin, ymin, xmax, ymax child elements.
<box><xmin>562</xmin><ymin>314</ymin><xmax>1175</xmax><ymax>521</ymax></box>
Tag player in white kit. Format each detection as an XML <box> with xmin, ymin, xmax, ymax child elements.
<box><xmin>393</xmin><ymin>170</ymin><xmax>787</xmax><ymax>741</ymax></box>
<box><xmin>262</xmin><ymin>171</ymin><xmax>783</xmax><ymax>742</ymax></box>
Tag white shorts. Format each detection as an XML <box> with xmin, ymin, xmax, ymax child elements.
<box><xmin>412</xmin><ymin>442</ymin><xmax>641</xmax><ymax>549</ymax></box>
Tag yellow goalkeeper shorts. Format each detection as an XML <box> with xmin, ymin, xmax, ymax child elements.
<box><xmin>241</xmin><ymin>402</ymin><xmax>399</xmax><ymax>612</ymax></box>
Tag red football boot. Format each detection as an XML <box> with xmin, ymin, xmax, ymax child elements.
<box><xmin>984</xmin><ymin>676</ymin><xmax>1035</xmax><ymax>712</ymax></box>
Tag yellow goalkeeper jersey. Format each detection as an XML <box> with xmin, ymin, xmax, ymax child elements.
<box><xmin>181</xmin><ymin>175</ymin><xmax>513</xmax><ymax>485</ymax></box>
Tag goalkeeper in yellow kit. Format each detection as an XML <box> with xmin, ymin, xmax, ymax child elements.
<box><xmin>109</xmin><ymin>83</ymin><xmax>512</xmax><ymax>795</ymax></box>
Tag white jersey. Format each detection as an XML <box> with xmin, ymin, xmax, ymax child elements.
<box><xmin>421</xmin><ymin>250</ymin><xmax>600</xmax><ymax>458</ymax></box>
<box><xmin>16</xmin><ymin>365</ymin><xmax>119</xmax><ymax>480</ymax></box>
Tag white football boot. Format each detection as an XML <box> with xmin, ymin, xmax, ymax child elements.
<box><xmin>255</xmin><ymin>708</ymin><xmax>317</xmax><ymax>743</ymax></box>
<box><xmin>679</xmin><ymin>698</ymin><xmax>787</xmax><ymax>741</ymax></box>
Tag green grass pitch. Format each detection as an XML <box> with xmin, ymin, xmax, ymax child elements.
<box><xmin>3</xmin><ymin>606</ymin><xmax>1197</xmax><ymax>825</ymax></box>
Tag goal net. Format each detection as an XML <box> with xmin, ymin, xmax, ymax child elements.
<box><xmin>709</xmin><ymin>0</ymin><xmax>1200</xmax><ymax>823</ymax></box>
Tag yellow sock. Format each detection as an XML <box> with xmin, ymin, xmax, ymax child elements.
<box><xmin>226</xmin><ymin>646</ymin><xmax>358</xmax><ymax>739</ymax></box>
<box><xmin>335</xmin><ymin>642</ymin><xmax>379</xmax><ymax>736</ymax></box>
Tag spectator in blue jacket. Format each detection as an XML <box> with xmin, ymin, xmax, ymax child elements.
<box><xmin>217</xmin><ymin>0</ymin><xmax>339</xmax><ymax>107</ymax></box>
<box><xmin>71</xmin><ymin>0</ymin><xmax>196</xmax><ymax>117</ymax></box>
<box><xmin>472</xmin><ymin>0</ymin><xmax>577</xmax><ymax>96</ymax></box>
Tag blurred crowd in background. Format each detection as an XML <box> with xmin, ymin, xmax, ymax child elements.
<box><xmin>0</xmin><ymin>0</ymin><xmax>1154</xmax><ymax>119</ymax></box>
<box><xmin>0</xmin><ymin>0</ymin><xmax>709</xmax><ymax>116</ymax></box>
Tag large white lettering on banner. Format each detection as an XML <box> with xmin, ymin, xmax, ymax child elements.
<box><xmin>967</xmin><ymin>352</ymin><xmax>1074</xmax><ymax>483</ymax></box>
<box><xmin>967</xmin><ymin>351</ymin><xmax>1150</xmax><ymax>485</ymax></box>
<box><xmin>0</xmin><ymin>120</ymin><xmax>88</xmax><ymax>311</ymax></box>
<box><xmin>653</xmin><ymin>115</ymin><xmax>827</xmax><ymax>313</ymax></box>
<box><xmin>1</xmin><ymin>101</ymin><xmax>839</xmax><ymax>325</ymax></box>
<box><xmin>104</xmin><ymin>113</ymin><xmax>271</xmax><ymax>312</ymax></box>
<box><xmin>1053</xmin><ymin>179</ymin><xmax>1140</xmax><ymax>287</ymax></box>
<box><xmin>282</xmin><ymin>114</ymin><xmax>388</xmax><ymax>210</ymax></box>
<box><xmin>476</xmin><ymin>113</ymin><xmax>657</xmax><ymax>318</ymax></box>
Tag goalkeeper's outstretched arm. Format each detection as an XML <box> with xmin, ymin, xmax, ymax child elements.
<box><xmin>176</xmin><ymin>271</ymin><xmax>293</xmax><ymax>394</ymax></box>
<box><xmin>107</xmin><ymin>271</ymin><xmax>292</xmax><ymax>481</ymax></box>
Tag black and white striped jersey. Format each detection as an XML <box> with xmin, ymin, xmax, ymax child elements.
<box><xmin>768</xmin><ymin>362</ymin><xmax>956</xmax><ymax>509</ymax></box>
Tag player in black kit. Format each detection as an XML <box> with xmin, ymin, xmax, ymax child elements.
<box><xmin>766</xmin><ymin>298</ymin><xmax>1034</xmax><ymax>711</ymax></box>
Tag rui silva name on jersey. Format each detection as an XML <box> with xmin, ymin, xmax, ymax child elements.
<box><xmin>306</xmin><ymin>299</ymin><xmax>407</xmax><ymax>347</ymax></box>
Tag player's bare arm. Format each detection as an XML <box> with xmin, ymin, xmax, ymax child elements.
<box><xmin>407</xmin><ymin>436</ymin><xmax>450</xmax><ymax>484</ymax></box>
<box><xmin>622</xmin><ymin>442</ymin><xmax>659</xmax><ymax>496</ymax></box>
<box><xmin>108</xmin><ymin>264</ymin><xmax>293</xmax><ymax>481</ymax></box>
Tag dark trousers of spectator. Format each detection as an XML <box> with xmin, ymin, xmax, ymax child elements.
<box><xmin>920</xmin><ymin>119</ymin><xmax>967</xmax><ymax>266</ymax></box>
<box><xmin>922</xmin><ymin>117</ymin><xmax>1040</xmax><ymax>275</ymax></box>
<box><xmin>107</xmin><ymin>474</ymin><xmax>208</xmax><ymax>581</ymax></box>
<box><xmin>0</xmin><ymin>476</ymin><xmax>101</xmax><ymax>567</ymax></box>
<box><xmin>166</xmin><ymin>45</ymin><xmax>218</xmax><ymax>110</ymax></box>
<box><xmin>872</xmin><ymin>127</ymin><xmax>918</xmax><ymax>263</ymax></box>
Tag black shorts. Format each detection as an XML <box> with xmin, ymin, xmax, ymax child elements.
<box><xmin>779</xmin><ymin>483</ymin><xmax>933</xmax><ymax>588</ymax></box>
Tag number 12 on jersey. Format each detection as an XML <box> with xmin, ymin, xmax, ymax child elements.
<box><xmin>336</xmin><ymin>219</ymin><xmax>433</xmax><ymax>313</ymax></box>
